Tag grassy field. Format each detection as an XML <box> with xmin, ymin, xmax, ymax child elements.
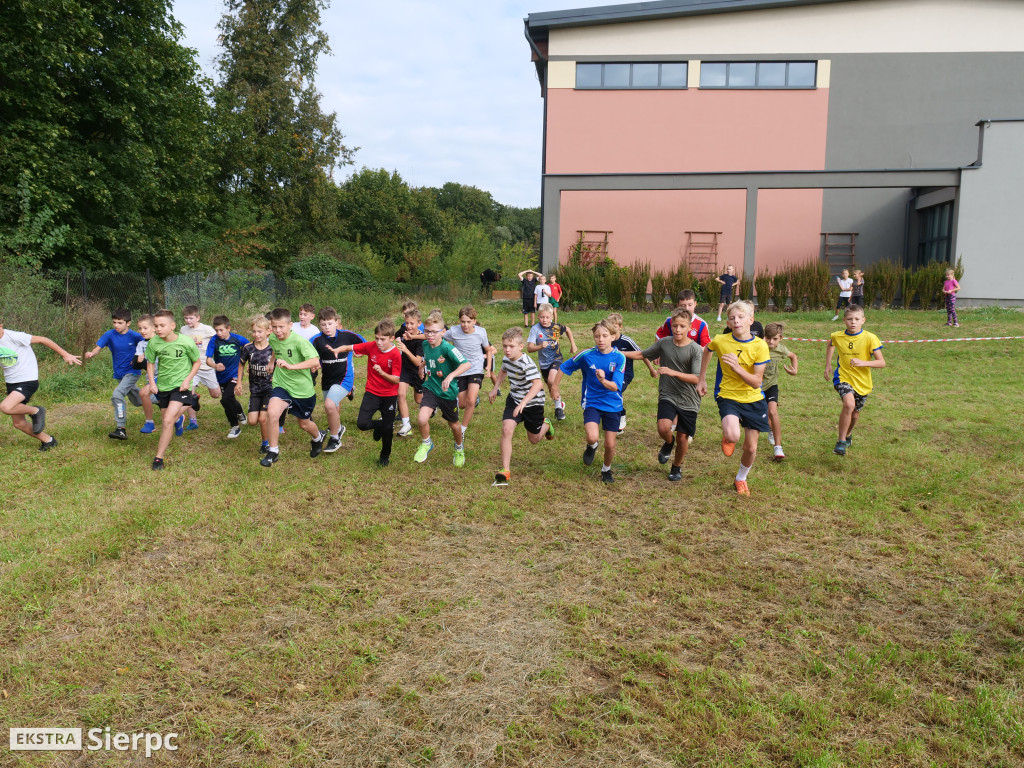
<box><xmin>1</xmin><ymin>303</ymin><xmax>1022</xmax><ymax>767</ymax></box>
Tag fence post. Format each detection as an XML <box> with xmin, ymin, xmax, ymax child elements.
<box><xmin>81</xmin><ymin>267</ymin><xmax>87</xmax><ymax>303</ymax></box>
<box><xmin>146</xmin><ymin>269</ymin><xmax>153</xmax><ymax>315</ymax></box>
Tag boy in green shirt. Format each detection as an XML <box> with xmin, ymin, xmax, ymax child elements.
<box><xmin>260</xmin><ymin>307</ymin><xmax>325</xmax><ymax>467</ymax></box>
<box><xmin>144</xmin><ymin>309</ymin><xmax>201</xmax><ymax>470</ymax></box>
<box><xmin>414</xmin><ymin>310</ymin><xmax>470</xmax><ymax>466</ymax></box>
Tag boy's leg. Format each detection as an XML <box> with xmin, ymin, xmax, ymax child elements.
<box><xmin>739</xmin><ymin>427</ymin><xmax>758</xmax><ymax>470</ymax></box>
<box><xmin>111</xmin><ymin>374</ymin><xmax>140</xmax><ymax>428</ymax></box>
<box><xmin>140</xmin><ymin>385</ymin><xmax>155</xmax><ymax>423</ymax></box>
<box><xmin>324</xmin><ymin>385</ymin><xmax>344</xmax><ymax>437</ymax></box>
<box><xmin>397</xmin><ymin>381</ymin><xmax>411</xmax><ymax>420</ymax></box>
<box><xmin>767</xmin><ymin>401</ymin><xmax>782</xmax><ymax>446</ymax></box>
<box><xmin>837</xmin><ymin>392</ymin><xmax>857</xmax><ymax>441</ymax></box>
<box><xmin>296</xmin><ymin>417</ymin><xmax>323</xmax><ymax>439</ymax></box>
<box><xmin>657</xmin><ymin>418</ymin><xmax>675</xmax><ymax>445</ymax></box>
<box><xmin>356</xmin><ymin>393</ymin><xmax>376</xmax><ymax>432</ymax></box>
<box><xmin>721</xmin><ymin>414</ymin><xmax>742</xmax><ymax>445</ymax></box>
<box><xmin>155</xmin><ymin>400</ymin><xmax>185</xmax><ymax>459</ymax></box>
<box><xmin>266</xmin><ymin>398</ymin><xmax>288</xmax><ymax>449</ymax></box>
<box><xmin>461</xmin><ymin>381</ymin><xmax>481</xmax><ymax>429</ymax></box>
<box><xmin>417</xmin><ymin>405</ymin><xmax>432</xmax><ymax>440</ymax></box>
<box><xmin>673</xmin><ymin>429</ymin><xmax>689</xmax><ymax>465</ymax></box>
<box><xmin>499</xmin><ymin>419</ymin><xmax>516</xmax><ymax>470</ymax></box>
<box><xmin>220</xmin><ymin>385</ymin><xmax>243</xmax><ymax>427</ymax></box>
<box><xmin>378</xmin><ymin>396</ymin><xmax>397</xmax><ymax>461</ymax></box>
<box><xmin>1</xmin><ymin>391</ymin><xmax>51</xmax><ymax>444</ymax></box>
<box><xmin>548</xmin><ymin>368</ymin><xmax>564</xmax><ymax>410</ymax></box>
<box><xmin>448</xmin><ymin>419</ymin><xmax>464</xmax><ymax>445</ymax></box>
<box><xmin>602</xmin><ymin>428</ymin><xmax>617</xmax><ymax>467</ymax></box>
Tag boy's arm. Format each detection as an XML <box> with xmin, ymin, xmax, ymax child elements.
<box><xmin>84</xmin><ymin>344</ymin><xmax>104</xmax><ymax>360</ymax></box>
<box><xmin>851</xmin><ymin>349</ymin><xmax>886</xmax><ymax>369</ymax></box>
<box><xmin>824</xmin><ymin>340</ymin><xmax>835</xmax><ymax>383</ymax></box>
<box><xmin>375</xmin><ymin>367</ymin><xmax>400</xmax><ymax>385</ymax></box>
<box><xmin>564</xmin><ymin>327</ymin><xmax>578</xmax><ymax>355</ymax></box>
<box><xmin>657</xmin><ymin>367</ymin><xmax>700</xmax><ymax>385</ymax></box>
<box><xmin>526</xmin><ymin>341</ymin><xmax>544</xmax><ymax>353</ymax></box>
<box><xmin>234</xmin><ymin>360</ymin><xmax>246</xmax><ymax>395</ymax></box>
<box><xmin>697</xmin><ymin>347</ymin><xmax>713</xmax><ymax>397</ymax></box>
<box><xmin>180</xmin><ymin>360</ymin><xmax>202</xmax><ymax>391</ymax></box>
<box><xmin>30</xmin><ymin>336</ymin><xmax>82</xmax><ymax>365</ymax></box>
<box><xmin>277</xmin><ymin>357</ymin><xmax>320</xmax><ymax>371</ymax></box>
<box><xmin>147</xmin><ymin>361</ymin><xmax>157</xmax><ymax>391</ymax></box>
<box><xmin>785</xmin><ymin>350</ymin><xmax>799</xmax><ymax>375</ymax></box>
<box><xmin>488</xmin><ymin>369</ymin><xmax>508</xmax><ymax>403</ymax></box>
<box><xmin>715</xmin><ymin>276</ymin><xmax>725</xmax><ymax>285</ymax></box>
<box><xmin>513</xmin><ymin>377</ymin><xmax>545</xmax><ymax>414</ymax></box>
<box><xmin>441</xmin><ymin>361</ymin><xmax>471</xmax><ymax>391</ymax></box>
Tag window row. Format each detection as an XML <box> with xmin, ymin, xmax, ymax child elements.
<box><xmin>574</xmin><ymin>61</ymin><xmax>817</xmax><ymax>90</ymax></box>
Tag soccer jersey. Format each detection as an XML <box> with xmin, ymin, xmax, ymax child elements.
<box><xmin>527</xmin><ymin>322</ymin><xmax>568</xmax><ymax>369</ymax></box>
<box><xmin>268</xmin><ymin>331</ymin><xmax>318</xmax><ymax>399</ymax></box>
<box><xmin>707</xmin><ymin>333</ymin><xmax>770</xmax><ymax>404</ymax></box>
<box><xmin>655</xmin><ymin>314</ymin><xmax>710</xmax><ymax>347</ymax></box>
<box><xmin>180</xmin><ymin>323</ymin><xmax>216</xmax><ymax>371</ymax></box>
<box><xmin>641</xmin><ymin>337</ymin><xmax>702</xmax><ymax>413</ymax></box>
<box><xmin>422</xmin><ymin>340</ymin><xmax>466</xmax><ymax>401</ymax></box>
<box><xmin>311</xmin><ymin>330</ymin><xmax>364</xmax><ymax>391</ymax></box>
<box><xmin>352</xmin><ymin>341</ymin><xmax>401</xmax><ymax>397</ymax></box>
<box><xmin>762</xmin><ymin>343</ymin><xmax>792</xmax><ymax>391</ymax></box>
<box><xmin>443</xmin><ymin>326</ymin><xmax>490</xmax><ymax>376</ymax></box>
<box><xmin>502</xmin><ymin>353</ymin><xmax>544</xmax><ymax>406</ymax></box>
<box><xmin>0</xmin><ymin>329</ymin><xmax>37</xmax><ymax>383</ymax></box>
<box><xmin>559</xmin><ymin>347</ymin><xmax>626</xmax><ymax>412</ymax></box>
<box><xmin>96</xmin><ymin>328</ymin><xmax>144</xmax><ymax>379</ymax></box>
<box><xmin>144</xmin><ymin>335</ymin><xmax>200</xmax><ymax>392</ymax></box>
<box><xmin>205</xmin><ymin>333</ymin><xmax>249</xmax><ymax>384</ymax></box>
<box><xmin>830</xmin><ymin>329</ymin><xmax>883</xmax><ymax>396</ymax></box>
<box><xmin>396</xmin><ymin>322</ymin><xmax>425</xmax><ymax>377</ymax></box>
<box><xmin>239</xmin><ymin>343</ymin><xmax>273</xmax><ymax>395</ymax></box>
<box><xmin>611</xmin><ymin>335</ymin><xmax>641</xmax><ymax>386</ymax></box>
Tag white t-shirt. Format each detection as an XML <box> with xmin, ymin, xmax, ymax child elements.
<box><xmin>180</xmin><ymin>323</ymin><xmax>216</xmax><ymax>371</ymax></box>
<box><xmin>291</xmin><ymin>322</ymin><xmax>320</xmax><ymax>342</ymax></box>
<box><xmin>838</xmin><ymin>278</ymin><xmax>853</xmax><ymax>298</ymax></box>
<box><xmin>534</xmin><ymin>284</ymin><xmax>551</xmax><ymax>305</ymax></box>
<box><xmin>0</xmin><ymin>329</ymin><xmax>38</xmax><ymax>383</ymax></box>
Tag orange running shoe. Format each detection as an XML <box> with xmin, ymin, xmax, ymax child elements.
<box><xmin>734</xmin><ymin>479</ymin><xmax>750</xmax><ymax>496</ymax></box>
<box><xmin>722</xmin><ymin>437</ymin><xmax>736</xmax><ymax>457</ymax></box>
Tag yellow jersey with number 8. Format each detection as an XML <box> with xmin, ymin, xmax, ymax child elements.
<box><xmin>830</xmin><ymin>330</ymin><xmax>883</xmax><ymax>395</ymax></box>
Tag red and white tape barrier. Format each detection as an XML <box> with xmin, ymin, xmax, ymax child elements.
<box><xmin>783</xmin><ymin>335</ymin><xmax>1024</xmax><ymax>343</ymax></box>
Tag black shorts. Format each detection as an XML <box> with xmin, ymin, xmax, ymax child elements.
<box><xmin>836</xmin><ymin>296</ymin><xmax>851</xmax><ymax>310</ymax></box>
<box><xmin>5</xmin><ymin>380</ymin><xmax>39</xmax><ymax>404</ymax></box>
<box><xmin>248</xmin><ymin>391</ymin><xmax>272</xmax><ymax>413</ymax></box>
<box><xmin>583</xmin><ymin>407</ymin><xmax>620</xmax><ymax>432</ymax></box>
<box><xmin>522</xmin><ymin>298</ymin><xmax>534</xmax><ymax>314</ymax></box>
<box><xmin>270</xmin><ymin>386</ymin><xmax>317</xmax><ymax>420</ymax></box>
<box><xmin>834</xmin><ymin>382</ymin><xmax>868</xmax><ymax>411</ymax></box>
<box><xmin>399</xmin><ymin>367</ymin><xmax>423</xmax><ymax>392</ymax></box>
<box><xmin>155</xmin><ymin>389</ymin><xmax>194</xmax><ymax>409</ymax></box>
<box><xmin>763</xmin><ymin>385</ymin><xmax>779</xmax><ymax>404</ymax></box>
<box><xmin>540</xmin><ymin>365</ymin><xmax>561</xmax><ymax>379</ymax></box>
<box><xmin>656</xmin><ymin>400</ymin><xmax>698</xmax><ymax>437</ymax></box>
<box><xmin>716</xmin><ymin>397</ymin><xmax>770</xmax><ymax>432</ymax></box>
<box><xmin>457</xmin><ymin>373</ymin><xmax>484</xmax><ymax>393</ymax></box>
<box><xmin>502</xmin><ymin>394</ymin><xmax>545</xmax><ymax>434</ymax></box>
<box><xmin>420</xmin><ymin>390</ymin><xmax>459</xmax><ymax>423</ymax></box>
<box><xmin>850</xmin><ymin>294</ymin><xmax>864</xmax><ymax>307</ymax></box>
<box><xmin>720</xmin><ymin>288</ymin><xmax>731</xmax><ymax>303</ymax></box>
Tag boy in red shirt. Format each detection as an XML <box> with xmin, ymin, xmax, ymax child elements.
<box><xmin>548</xmin><ymin>274</ymin><xmax>563</xmax><ymax>322</ymax></box>
<box><xmin>331</xmin><ymin>318</ymin><xmax>403</xmax><ymax>466</ymax></box>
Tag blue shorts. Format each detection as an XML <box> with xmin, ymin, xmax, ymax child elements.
<box><xmin>583</xmin><ymin>407</ymin><xmax>620</xmax><ymax>432</ymax></box>
<box><xmin>271</xmin><ymin>386</ymin><xmax>317</xmax><ymax>420</ymax></box>
<box><xmin>716</xmin><ymin>397</ymin><xmax>770</xmax><ymax>432</ymax></box>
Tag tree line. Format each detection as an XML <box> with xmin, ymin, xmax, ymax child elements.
<box><xmin>0</xmin><ymin>0</ymin><xmax>539</xmax><ymax>282</ymax></box>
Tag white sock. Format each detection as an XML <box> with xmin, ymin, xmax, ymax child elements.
<box><xmin>588</xmin><ymin>441</ymin><xmax>599</xmax><ymax>449</ymax></box>
<box><xmin>455</xmin><ymin>443</ymin><xmax>463</xmax><ymax>450</ymax></box>
<box><xmin>401</xmin><ymin>417</ymin><xmax>410</xmax><ymax>427</ymax></box>
<box><xmin>736</xmin><ymin>462</ymin><xmax>751</xmax><ymax>482</ymax></box>
<box><xmin>331</xmin><ymin>431</ymin><xmax>340</xmax><ymax>439</ymax></box>
<box><xmin>601</xmin><ymin>464</ymin><xmax>611</xmax><ymax>472</ymax></box>
<box><xmin>267</xmin><ymin>447</ymin><xmax>279</xmax><ymax>455</ymax></box>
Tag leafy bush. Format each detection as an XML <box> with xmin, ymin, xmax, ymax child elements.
<box><xmin>604</xmin><ymin>265</ymin><xmax>628</xmax><ymax>310</ymax></box>
<box><xmin>285</xmin><ymin>254</ymin><xmax>376</xmax><ymax>291</ymax></box>
<box><xmin>667</xmin><ymin>262</ymin><xmax>695</xmax><ymax>302</ymax></box>
<box><xmin>559</xmin><ymin>251</ymin><xmax>599</xmax><ymax>311</ymax></box>
<box><xmin>650</xmin><ymin>270</ymin><xmax>668</xmax><ymax>312</ymax></box>
<box><xmin>698</xmin><ymin>274</ymin><xmax>720</xmax><ymax>307</ymax></box>
<box><xmin>769</xmin><ymin>271</ymin><xmax>788</xmax><ymax>311</ymax></box>
<box><xmin>625</xmin><ymin>261</ymin><xmax>651</xmax><ymax>311</ymax></box>
<box><xmin>754</xmin><ymin>269</ymin><xmax>774</xmax><ymax>310</ymax></box>
<box><xmin>866</xmin><ymin>259</ymin><xmax>902</xmax><ymax>309</ymax></box>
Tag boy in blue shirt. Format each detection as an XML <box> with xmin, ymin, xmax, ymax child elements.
<box><xmin>205</xmin><ymin>315</ymin><xmax>249</xmax><ymax>438</ymax></box>
<box><xmin>559</xmin><ymin>320</ymin><xmax>626</xmax><ymax>483</ymax></box>
<box><xmin>84</xmin><ymin>307</ymin><xmax>144</xmax><ymax>440</ymax></box>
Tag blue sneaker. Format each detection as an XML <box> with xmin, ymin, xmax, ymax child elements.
<box><xmin>186</xmin><ymin>419</ymin><xmax>199</xmax><ymax>431</ymax></box>
<box><xmin>174</xmin><ymin>416</ymin><xmax>184</xmax><ymax>436</ymax></box>
<box><xmin>833</xmin><ymin>440</ymin><xmax>847</xmax><ymax>456</ymax></box>
<box><xmin>139</xmin><ymin>421</ymin><xmax>156</xmax><ymax>434</ymax></box>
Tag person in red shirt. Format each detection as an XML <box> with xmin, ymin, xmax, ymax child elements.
<box><xmin>330</xmin><ymin>318</ymin><xmax>403</xmax><ymax>466</ymax></box>
<box><xmin>548</xmin><ymin>274</ymin><xmax>564</xmax><ymax>323</ymax></box>
<box><xmin>655</xmin><ymin>289</ymin><xmax>710</xmax><ymax>347</ymax></box>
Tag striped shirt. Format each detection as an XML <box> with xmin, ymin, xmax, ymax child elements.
<box><xmin>501</xmin><ymin>353</ymin><xmax>545</xmax><ymax>407</ymax></box>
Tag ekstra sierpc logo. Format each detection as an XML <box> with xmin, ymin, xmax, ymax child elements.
<box><xmin>10</xmin><ymin>727</ymin><xmax>178</xmax><ymax>757</ymax></box>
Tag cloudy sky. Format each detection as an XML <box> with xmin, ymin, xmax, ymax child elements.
<box><xmin>171</xmin><ymin>0</ymin><xmax>588</xmax><ymax>208</ymax></box>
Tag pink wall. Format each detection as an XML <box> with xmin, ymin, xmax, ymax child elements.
<box><xmin>546</xmin><ymin>88</ymin><xmax>829</xmax><ymax>174</ymax></box>
<box><xmin>754</xmin><ymin>189</ymin><xmax>824</xmax><ymax>273</ymax></box>
<box><xmin>558</xmin><ymin>189</ymin><xmax>748</xmax><ymax>273</ymax></box>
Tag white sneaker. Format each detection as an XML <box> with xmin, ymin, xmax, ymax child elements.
<box><xmin>773</xmin><ymin>445</ymin><xmax>786</xmax><ymax>460</ymax></box>
<box><xmin>618</xmin><ymin>415</ymin><xmax>626</xmax><ymax>431</ymax></box>
<box><xmin>227</xmin><ymin>426</ymin><xmax>242</xmax><ymax>438</ymax></box>
<box><xmin>397</xmin><ymin>422</ymin><xmax>413</xmax><ymax>437</ymax></box>
<box><xmin>831</xmin><ymin>315</ymin><xmax>839</xmax><ymax>321</ymax></box>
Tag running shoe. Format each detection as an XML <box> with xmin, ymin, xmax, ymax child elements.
<box><xmin>139</xmin><ymin>421</ymin><xmax>156</xmax><ymax>434</ymax></box>
<box><xmin>722</xmin><ymin>437</ymin><xmax>736</xmax><ymax>457</ymax></box>
<box><xmin>108</xmin><ymin>427</ymin><xmax>127</xmax><ymax>441</ymax></box>
<box><xmin>583</xmin><ymin>443</ymin><xmax>597</xmax><ymax>466</ymax></box>
<box><xmin>453</xmin><ymin>446</ymin><xmax>466</xmax><ymax>467</ymax></box>
<box><xmin>601</xmin><ymin>469</ymin><xmax>614</xmax><ymax>484</ymax></box>
<box><xmin>310</xmin><ymin>430</ymin><xmax>327</xmax><ymax>458</ymax></box>
<box><xmin>668</xmin><ymin>465</ymin><xmax>682</xmax><ymax>482</ymax></box>
<box><xmin>31</xmin><ymin>406</ymin><xmax>46</xmax><ymax>434</ymax></box>
<box><xmin>658</xmin><ymin>441</ymin><xmax>674</xmax><ymax>464</ymax></box>
<box><xmin>413</xmin><ymin>440</ymin><xmax>434</xmax><ymax>463</ymax></box>
<box><xmin>734</xmin><ymin>479</ymin><xmax>750</xmax><ymax>496</ymax></box>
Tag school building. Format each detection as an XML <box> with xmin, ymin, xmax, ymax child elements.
<box><xmin>524</xmin><ymin>0</ymin><xmax>1024</xmax><ymax>304</ymax></box>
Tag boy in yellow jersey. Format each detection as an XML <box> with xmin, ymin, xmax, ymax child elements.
<box><xmin>825</xmin><ymin>305</ymin><xmax>885</xmax><ymax>456</ymax></box>
<box><xmin>697</xmin><ymin>300</ymin><xmax>770</xmax><ymax>496</ymax></box>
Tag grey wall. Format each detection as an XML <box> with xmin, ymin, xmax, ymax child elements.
<box><xmin>821</xmin><ymin>188</ymin><xmax>910</xmax><ymax>266</ymax></box>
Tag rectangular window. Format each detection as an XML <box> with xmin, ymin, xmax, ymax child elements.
<box><xmin>916</xmin><ymin>202</ymin><xmax>953</xmax><ymax>266</ymax></box>
<box><xmin>575</xmin><ymin>62</ymin><xmax>688</xmax><ymax>89</ymax></box>
<box><xmin>700</xmin><ymin>61</ymin><xmax>818</xmax><ymax>89</ymax></box>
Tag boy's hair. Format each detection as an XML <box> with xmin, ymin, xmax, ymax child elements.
<box><xmin>458</xmin><ymin>305</ymin><xmax>477</xmax><ymax>320</ymax></box>
<box><xmin>375</xmin><ymin>318</ymin><xmax>396</xmax><ymax>337</ymax></box>
<box><xmin>137</xmin><ymin>314</ymin><xmax>154</xmax><ymax>326</ymax></box>
<box><xmin>212</xmin><ymin>315</ymin><xmax>230</xmax><ymax>328</ymax></box>
<box><xmin>670</xmin><ymin>308</ymin><xmax>693</xmax><ymax>324</ymax></box>
<box><xmin>726</xmin><ymin>300</ymin><xmax>754</xmax><ymax>318</ymax></box>
<box><xmin>401</xmin><ymin>300</ymin><xmax>418</xmax><ymax>313</ymax></box>
<box><xmin>537</xmin><ymin>303</ymin><xmax>554</xmax><ymax>316</ymax></box>
<box><xmin>502</xmin><ymin>327</ymin><xmax>524</xmax><ymax>344</ymax></box>
<box><xmin>675</xmin><ymin>289</ymin><xmax>696</xmax><ymax>304</ymax></box>
<box><xmin>843</xmin><ymin>305</ymin><xmax>865</xmax><ymax>319</ymax></box>
<box><xmin>299</xmin><ymin>303</ymin><xmax>316</xmax><ymax>314</ymax></box>
<box><xmin>424</xmin><ymin>310</ymin><xmax>444</xmax><ymax>327</ymax></box>
<box><xmin>403</xmin><ymin>307</ymin><xmax>421</xmax><ymax>321</ymax></box>
<box><xmin>270</xmin><ymin>307</ymin><xmax>292</xmax><ymax>322</ymax></box>
<box><xmin>111</xmin><ymin>307</ymin><xmax>131</xmax><ymax>322</ymax></box>
<box><xmin>763</xmin><ymin>322</ymin><xmax>784</xmax><ymax>339</ymax></box>
<box><xmin>605</xmin><ymin>312</ymin><xmax>623</xmax><ymax>329</ymax></box>
<box><xmin>182</xmin><ymin>305</ymin><xmax>199</xmax><ymax>317</ymax></box>
<box><xmin>591</xmin><ymin>319</ymin><xmax>616</xmax><ymax>334</ymax></box>
<box><xmin>317</xmin><ymin>306</ymin><xmax>339</xmax><ymax>322</ymax></box>
<box><xmin>154</xmin><ymin>309</ymin><xmax>175</xmax><ymax>322</ymax></box>
<box><xmin>251</xmin><ymin>316</ymin><xmax>270</xmax><ymax>330</ymax></box>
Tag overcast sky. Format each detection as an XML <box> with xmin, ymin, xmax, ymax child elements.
<box><xmin>171</xmin><ymin>0</ymin><xmax>588</xmax><ymax>208</ymax></box>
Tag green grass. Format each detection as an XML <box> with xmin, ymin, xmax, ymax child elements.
<box><xmin>1</xmin><ymin>303</ymin><xmax>1022</xmax><ymax>766</ymax></box>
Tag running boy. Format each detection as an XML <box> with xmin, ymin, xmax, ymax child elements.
<box><xmin>559</xmin><ymin>320</ymin><xmax>626</xmax><ymax>483</ymax></box>
<box><xmin>260</xmin><ymin>308</ymin><xmax>326</xmax><ymax>467</ymax></box>
<box><xmin>527</xmin><ymin>303</ymin><xmax>577</xmax><ymax>420</ymax></box>
<box><xmin>697</xmin><ymin>300</ymin><xmax>771</xmax><ymax>496</ymax></box>
<box><xmin>443</xmin><ymin>306</ymin><xmax>493</xmax><ymax>434</ymax></box>
<box><xmin>237</xmin><ymin>316</ymin><xmax>275</xmax><ymax>454</ymax></box>
<box><xmin>489</xmin><ymin>327</ymin><xmax>553</xmax><ymax>484</ymax></box>
<box><xmin>414</xmin><ymin>310</ymin><xmax>471</xmax><ymax>466</ymax></box>
<box><xmin>132</xmin><ymin>315</ymin><xmax>158</xmax><ymax>434</ymax></box>
<box><xmin>179</xmin><ymin>306</ymin><xmax>218</xmax><ymax>430</ymax></box>
<box><xmin>330</xmin><ymin>319</ymin><xmax>403</xmax><ymax>466</ymax></box>
<box><xmin>761</xmin><ymin>322</ymin><xmax>798</xmax><ymax>460</ymax></box>
<box><xmin>311</xmin><ymin>307</ymin><xmax>364</xmax><ymax>452</ymax></box>
<box><xmin>716</xmin><ymin>265</ymin><xmax>740</xmax><ymax>322</ymax></box>
<box><xmin>825</xmin><ymin>305</ymin><xmax>885</xmax><ymax>456</ymax></box>
<box><xmin>0</xmin><ymin>320</ymin><xmax>81</xmax><ymax>451</ymax></box>
<box><xmin>655</xmin><ymin>290</ymin><xmax>711</xmax><ymax>347</ymax></box>
<box><xmin>394</xmin><ymin>307</ymin><xmax>425</xmax><ymax>437</ymax></box>
<box><xmin>84</xmin><ymin>307</ymin><xmax>144</xmax><ymax>440</ymax></box>
<box><xmin>640</xmin><ymin>308</ymin><xmax>703</xmax><ymax>481</ymax></box>
<box><xmin>205</xmin><ymin>316</ymin><xmax>249</xmax><ymax>438</ymax></box>
<box><xmin>291</xmin><ymin>303</ymin><xmax>320</xmax><ymax>342</ymax></box>
<box><xmin>605</xmin><ymin>313</ymin><xmax>656</xmax><ymax>431</ymax></box>
<box><xmin>144</xmin><ymin>309</ymin><xmax>201</xmax><ymax>470</ymax></box>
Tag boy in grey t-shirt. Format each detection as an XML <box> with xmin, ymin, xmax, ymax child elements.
<box><xmin>443</xmin><ymin>305</ymin><xmax>494</xmax><ymax>434</ymax></box>
<box><xmin>640</xmin><ymin>308</ymin><xmax>703</xmax><ymax>481</ymax></box>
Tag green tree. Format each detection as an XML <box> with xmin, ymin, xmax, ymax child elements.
<box><xmin>211</xmin><ymin>0</ymin><xmax>353</xmax><ymax>269</ymax></box>
<box><xmin>0</xmin><ymin>0</ymin><xmax>214</xmax><ymax>273</ymax></box>
<box><xmin>430</xmin><ymin>182</ymin><xmax>499</xmax><ymax>228</ymax></box>
<box><xmin>338</xmin><ymin>168</ymin><xmax>420</xmax><ymax>262</ymax></box>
